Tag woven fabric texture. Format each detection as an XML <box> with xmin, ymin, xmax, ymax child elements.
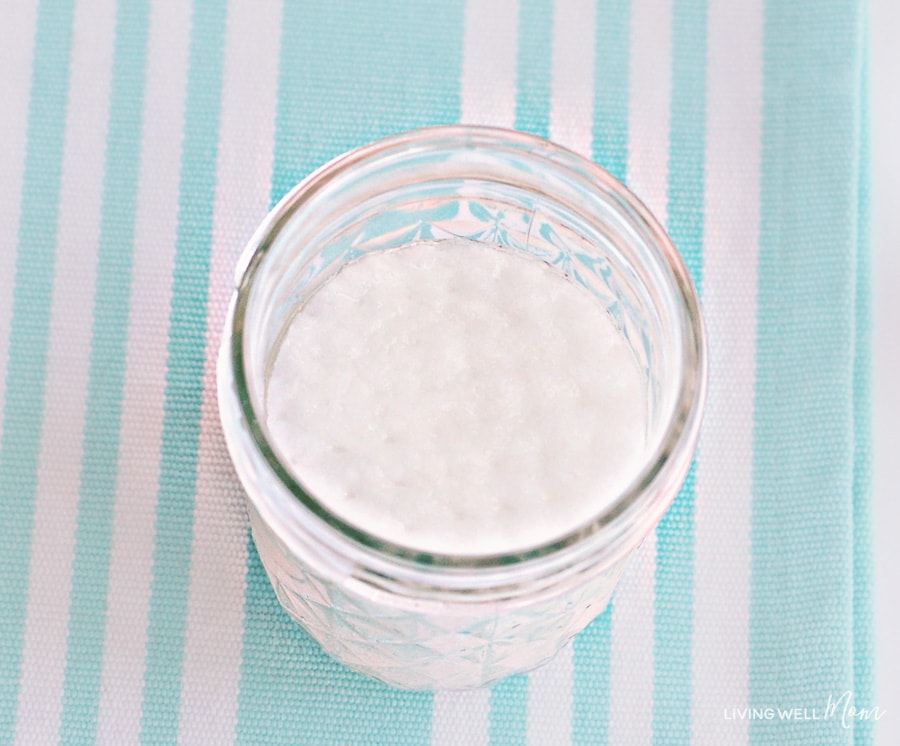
<box><xmin>0</xmin><ymin>0</ymin><xmax>873</xmax><ymax>744</ymax></box>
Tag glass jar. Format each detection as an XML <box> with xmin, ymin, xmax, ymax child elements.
<box><xmin>217</xmin><ymin>126</ymin><xmax>707</xmax><ymax>690</ymax></box>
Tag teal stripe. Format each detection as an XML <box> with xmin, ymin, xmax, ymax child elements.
<box><xmin>750</xmin><ymin>1</ymin><xmax>862</xmax><ymax>743</ymax></box>
<box><xmin>571</xmin><ymin>3</ymin><xmax>632</xmax><ymax>740</ymax></box>
<box><xmin>57</xmin><ymin>2</ymin><xmax>150</xmax><ymax>741</ymax></box>
<box><xmin>268</xmin><ymin>0</ymin><xmax>465</xmax><ymax>206</ymax></box>
<box><xmin>489</xmin><ymin>674</ymin><xmax>529</xmax><ymax>746</ymax></box>
<box><xmin>652</xmin><ymin>0</ymin><xmax>706</xmax><ymax>742</ymax></box>
<box><xmin>238</xmin><ymin>2</ymin><xmax>463</xmax><ymax>743</ymax></box>
<box><xmin>139</xmin><ymin>0</ymin><xmax>227</xmax><ymax>741</ymax></box>
<box><xmin>852</xmin><ymin>27</ymin><xmax>875</xmax><ymax>746</ymax></box>
<box><xmin>572</xmin><ymin>606</ymin><xmax>613</xmax><ymax>746</ymax></box>
<box><xmin>0</xmin><ymin>0</ymin><xmax>75</xmax><ymax>740</ymax></box>
<box><xmin>653</xmin><ymin>464</ymin><xmax>698</xmax><ymax>746</ymax></box>
<box><xmin>513</xmin><ymin>0</ymin><xmax>553</xmax><ymax>139</ymax></box>
<box><xmin>592</xmin><ymin>0</ymin><xmax>632</xmax><ymax>183</ymax></box>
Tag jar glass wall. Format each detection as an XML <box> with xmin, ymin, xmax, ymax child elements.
<box><xmin>217</xmin><ymin>126</ymin><xmax>706</xmax><ymax>690</ymax></box>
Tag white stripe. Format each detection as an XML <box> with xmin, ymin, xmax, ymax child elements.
<box><xmin>431</xmin><ymin>1</ymin><xmax>521</xmax><ymax>741</ymax></box>
<box><xmin>527</xmin><ymin>643</ymin><xmax>573</xmax><ymax>745</ymax></box>
<box><xmin>0</xmin><ymin>0</ymin><xmax>39</xmax><ymax>444</ymax></box>
<box><xmin>94</xmin><ymin>0</ymin><xmax>191</xmax><ymax>742</ymax></box>
<box><xmin>549</xmin><ymin>0</ymin><xmax>596</xmax><ymax>156</ymax></box>
<box><xmin>624</xmin><ymin>0</ymin><xmax>672</xmax><ymax>225</ymax></box>
<box><xmin>176</xmin><ymin>0</ymin><xmax>281</xmax><ymax>742</ymax></box>
<box><xmin>12</xmin><ymin>0</ymin><xmax>116</xmax><ymax>742</ymax></box>
<box><xmin>690</xmin><ymin>0</ymin><xmax>761</xmax><ymax>742</ymax></box>
<box><xmin>431</xmin><ymin>690</ymin><xmax>490</xmax><ymax>746</ymax></box>
<box><xmin>607</xmin><ymin>0</ymin><xmax>672</xmax><ymax>742</ymax></box>
<box><xmin>871</xmin><ymin>1</ymin><xmax>900</xmax><ymax>743</ymax></box>
<box><xmin>460</xmin><ymin>0</ymin><xmax>519</xmax><ymax>127</ymax></box>
<box><xmin>519</xmin><ymin>7</ymin><xmax>599</xmax><ymax>737</ymax></box>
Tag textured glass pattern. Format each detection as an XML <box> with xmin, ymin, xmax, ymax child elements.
<box><xmin>220</xmin><ymin>128</ymin><xmax>705</xmax><ymax>692</ymax></box>
<box><xmin>250</xmin><ymin>506</ymin><xmax>628</xmax><ymax>690</ymax></box>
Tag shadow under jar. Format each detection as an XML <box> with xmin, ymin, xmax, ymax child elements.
<box><xmin>217</xmin><ymin>126</ymin><xmax>707</xmax><ymax>690</ymax></box>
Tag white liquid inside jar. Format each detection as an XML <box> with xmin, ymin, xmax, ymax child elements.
<box><xmin>265</xmin><ymin>238</ymin><xmax>647</xmax><ymax>556</ymax></box>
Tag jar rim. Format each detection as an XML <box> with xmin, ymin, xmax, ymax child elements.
<box><xmin>226</xmin><ymin>125</ymin><xmax>707</xmax><ymax>569</ymax></box>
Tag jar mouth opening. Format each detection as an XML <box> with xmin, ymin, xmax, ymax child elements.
<box><xmin>227</xmin><ymin>125</ymin><xmax>707</xmax><ymax>569</ymax></box>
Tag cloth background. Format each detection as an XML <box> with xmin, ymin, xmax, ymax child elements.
<box><xmin>0</xmin><ymin>0</ymin><xmax>873</xmax><ymax>744</ymax></box>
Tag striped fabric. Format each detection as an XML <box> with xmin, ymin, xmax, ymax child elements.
<box><xmin>0</xmin><ymin>0</ymin><xmax>872</xmax><ymax>744</ymax></box>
